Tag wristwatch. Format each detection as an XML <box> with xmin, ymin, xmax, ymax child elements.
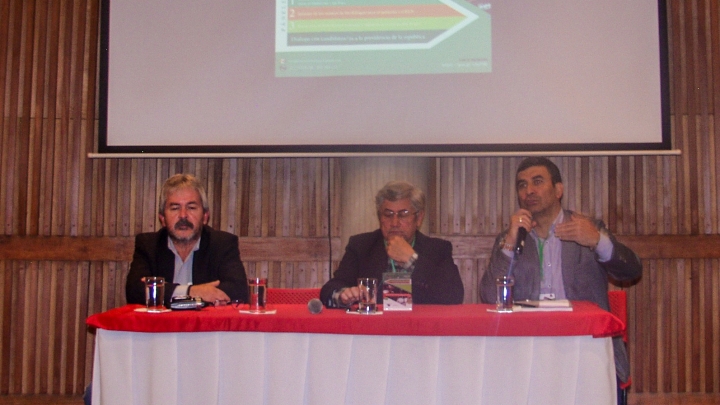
<box><xmin>404</xmin><ymin>252</ymin><xmax>419</xmax><ymax>269</ymax></box>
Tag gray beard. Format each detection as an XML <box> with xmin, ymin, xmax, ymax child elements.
<box><xmin>168</xmin><ymin>227</ymin><xmax>201</xmax><ymax>246</ymax></box>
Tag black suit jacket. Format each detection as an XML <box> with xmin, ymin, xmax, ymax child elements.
<box><xmin>125</xmin><ymin>225</ymin><xmax>248</xmax><ymax>305</ymax></box>
<box><xmin>320</xmin><ymin>230</ymin><xmax>464</xmax><ymax>307</ymax></box>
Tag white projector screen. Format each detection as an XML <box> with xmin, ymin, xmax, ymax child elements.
<box><xmin>98</xmin><ymin>0</ymin><xmax>670</xmax><ymax>155</ymax></box>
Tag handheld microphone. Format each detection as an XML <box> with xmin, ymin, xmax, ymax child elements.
<box><xmin>514</xmin><ymin>227</ymin><xmax>528</xmax><ymax>255</ymax></box>
<box><xmin>307</xmin><ymin>298</ymin><xmax>324</xmax><ymax>314</ymax></box>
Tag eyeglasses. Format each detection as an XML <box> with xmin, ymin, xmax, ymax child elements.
<box><xmin>381</xmin><ymin>209</ymin><xmax>418</xmax><ymax>222</ymax></box>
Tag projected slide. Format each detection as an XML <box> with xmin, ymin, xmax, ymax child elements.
<box><xmin>275</xmin><ymin>0</ymin><xmax>491</xmax><ymax>77</ymax></box>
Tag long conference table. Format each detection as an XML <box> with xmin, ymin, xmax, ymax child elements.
<box><xmin>87</xmin><ymin>301</ymin><xmax>624</xmax><ymax>405</ymax></box>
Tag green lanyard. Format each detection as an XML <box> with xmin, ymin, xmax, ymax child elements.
<box><xmin>386</xmin><ymin>236</ymin><xmax>416</xmax><ymax>273</ymax></box>
<box><xmin>536</xmin><ymin>237</ymin><xmax>545</xmax><ymax>280</ymax></box>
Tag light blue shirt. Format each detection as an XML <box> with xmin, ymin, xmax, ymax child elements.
<box><xmin>504</xmin><ymin>210</ymin><xmax>613</xmax><ymax>300</ymax></box>
<box><xmin>167</xmin><ymin>237</ymin><xmax>201</xmax><ymax>297</ymax></box>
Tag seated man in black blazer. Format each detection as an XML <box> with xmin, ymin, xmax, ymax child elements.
<box><xmin>125</xmin><ymin>173</ymin><xmax>248</xmax><ymax>305</ymax></box>
<box><xmin>321</xmin><ymin>181</ymin><xmax>464</xmax><ymax>308</ymax></box>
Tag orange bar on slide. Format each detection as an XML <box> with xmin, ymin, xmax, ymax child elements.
<box><xmin>290</xmin><ymin>5</ymin><xmax>463</xmax><ymax>20</ymax></box>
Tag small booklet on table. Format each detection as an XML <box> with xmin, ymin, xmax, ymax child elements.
<box><xmin>513</xmin><ymin>299</ymin><xmax>573</xmax><ymax>311</ymax></box>
<box><xmin>382</xmin><ymin>272</ymin><xmax>412</xmax><ymax>311</ymax></box>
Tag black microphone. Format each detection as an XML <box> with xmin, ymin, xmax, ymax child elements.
<box><xmin>514</xmin><ymin>227</ymin><xmax>528</xmax><ymax>255</ymax></box>
<box><xmin>307</xmin><ymin>298</ymin><xmax>324</xmax><ymax>314</ymax></box>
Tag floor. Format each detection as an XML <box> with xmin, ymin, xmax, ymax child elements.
<box><xmin>628</xmin><ymin>393</ymin><xmax>720</xmax><ymax>405</ymax></box>
<box><xmin>0</xmin><ymin>393</ymin><xmax>719</xmax><ymax>404</ymax></box>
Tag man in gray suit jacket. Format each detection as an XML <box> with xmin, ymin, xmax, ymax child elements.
<box><xmin>480</xmin><ymin>157</ymin><xmax>642</xmax><ymax>384</ymax></box>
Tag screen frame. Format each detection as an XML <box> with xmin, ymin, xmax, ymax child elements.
<box><xmin>96</xmin><ymin>0</ymin><xmax>672</xmax><ymax>156</ymax></box>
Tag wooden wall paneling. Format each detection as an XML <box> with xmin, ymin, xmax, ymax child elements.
<box><xmin>0</xmin><ymin>1</ymin><xmax>9</xmax><ymax>237</ymax></box>
<box><xmin>713</xmin><ymin>258</ymin><xmax>720</xmax><ymax>393</ymax></box>
<box><xmin>645</xmin><ymin>156</ymin><xmax>657</xmax><ymax>234</ymax></box>
<box><xmin>9</xmin><ymin>261</ymin><xmax>23</xmax><ymax>394</ymax></box>
<box><xmin>1</xmin><ymin>0</ymin><xmax>18</xmax><ymax>236</ymax></box>
<box><xmin>634</xmin><ymin>156</ymin><xmax>645</xmax><ymax>235</ymax></box>
<box><xmin>287</xmin><ymin>160</ymin><xmax>298</xmax><ymax>237</ymax></box>
<box><xmin>661</xmin><ymin>259</ymin><xmax>675</xmax><ymax>391</ymax></box>
<box><xmin>696</xmin><ymin>0</ymin><xmax>711</xmax><ymax>235</ymax></box>
<box><xmin>300</xmin><ymin>159</ymin><xmax>311</xmax><ymax>237</ymax></box>
<box><xmin>329</xmin><ymin>158</ymin><xmax>341</xmax><ymax>274</ymax></box>
<box><xmin>648</xmin><ymin>259</ymin><xmax>659</xmax><ymax>393</ymax></box>
<box><xmin>465</xmin><ymin>158</ymin><xmax>477</xmax><ymax>234</ymax></box>
<box><xmin>427</xmin><ymin>159</ymin><xmax>437</xmax><ymax>232</ymax></box>
<box><xmin>477</xmin><ymin>157</ymin><xmax>489</xmax><ymax>234</ymax></box>
<box><xmin>206</xmin><ymin>159</ymin><xmax>221</xmax><ymax>228</ymax></box>
<box><xmin>305</xmin><ymin>159</ymin><xmax>317</xmax><ymax>237</ymax></box>
<box><xmin>267</xmin><ymin>261</ymin><xmax>281</xmax><ymax>287</ymax></box>
<box><xmin>500</xmin><ymin>157</ymin><xmax>514</xmax><ymax>233</ymax></box>
<box><xmin>34</xmin><ymin>261</ymin><xmax>48</xmax><ymax>394</ymax></box>
<box><xmin>128</xmin><ymin>160</ymin><xmax>139</xmax><ymax>236</ymax></box>
<box><xmin>452</xmin><ymin>158</ymin><xmax>463</xmax><ymax>234</ymax></box>
<box><xmin>306</xmin><ymin>160</ymin><xmax>317</xmax><ymax>237</ymax></box>
<box><xmin>687</xmin><ymin>0</ymin><xmax>701</xmax><ymax>235</ymax></box>
<box><xmin>607</xmin><ymin>156</ymin><xmax>618</xmax><ymax>231</ymax></box>
<box><xmin>662</xmin><ymin>155</ymin><xmax>675</xmax><ymax>235</ymax></box>
<box><xmin>27</xmin><ymin>0</ymin><xmax>45</xmax><ymax>237</ymax></box>
<box><xmin>702</xmin><ymin>258</ymin><xmax>716</xmax><ymax>393</ymax></box>
<box><xmin>281</xmin><ymin>158</ymin><xmax>292</xmax><ymax>237</ymax></box>
<box><xmin>320</xmin><ymin>158</ymin><xmax>330</xmax><ymax>239</ymax></box>
<box><xmin>24</xmin><ymin>262</ymin><xmax>39</xmax><ymax>393</ymax></box>
<box><xmin>239</xmin><ymin>159</ymin><xmax>251</xmax><ymax>236</ymax></box>
<box><xmin>579</xmin><ymin>157</ymin><xmax>590</xmax><ymax>215</ymax></box>
<box><xmin>263</xmin><ymin>159</ymin><xmax>276</xmax><ymax>237</ymax></box>
<box><xmin>67</xmin><ymin>0</ymin><xmax>85</xmax><ymax>238</ymax></box>
<box><xmin>74</xmin><ymin>261</ymin><xmax>90</xmax><ymax>394</ymax></box>
<box><xmin>632</xmin><ymin>260</ymin><xmax>648</xmax><ymax>392</ymax></box>
<box><xmin>687</xmin><ymin>258</ymin><xmax>697</xmax><ymax>393</ymax></box>
<box><xmin>137</xmin><ymin>159</ymin><xmax>154</xmax><ymax>234</ymax></box>
<box><xmin>678</xmin><ymin>258</ymin><xmax>690</xmax><ymax>392</ymax></box>
<box><xmin>713</xmin><ymin>0</ymin><xmax>720</xmax><ymax>236</ymax></box>
<box><xmin>219</xmin><ymin>159</ymin><xmax>235</xmax><ymax>233</ymax></box>
<box><xmin>455</xmin><ymin>258</ymin><xmax>476</xmax><ymax>304</ymax></box>
<box><xmin>81</xmin><ymin>0</ymin><xmax>99</xmax><ymax>237</ymax></box>
<box><xmin>619</xmin><ymin>157</ymin><xmax>631</xmax><ymax>234</ymax></box>
<box><xmin>1</xmin><ymin>262</ymin><xmax>10</xmax><ymax>394</ymax></box>
<box><xmin>438</xmin><ymin>158</ymin><xmax>450</xmax><ymax>234</ymax></box>
<box><xmin>258</xmin><ymin>159</ymin><xmax>278</xmax><ymax>236</ymax></box>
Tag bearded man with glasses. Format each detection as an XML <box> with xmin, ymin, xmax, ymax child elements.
<box><xmin>320</xmin><ymin>181</ymin><xmax>464</xmax><ymax>308</ymax></box>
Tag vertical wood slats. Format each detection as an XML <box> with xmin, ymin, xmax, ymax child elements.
<box><xmin>0</xmin><ymin>0</ymin><xmax>340</xmax><ymax>394</ymax></box>
<box><xmin>1</xmin><ymin>0</ymin><xmax>720</xmax><ymax>397</ymax></box>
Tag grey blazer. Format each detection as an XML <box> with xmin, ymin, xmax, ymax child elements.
<box><xmin>480</xmin><ymin>209</ymin><xmax>642</xmax><ymax>382</ymax></box>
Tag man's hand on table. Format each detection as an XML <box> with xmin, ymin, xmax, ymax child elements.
<box><xmin>189</xmin><ymin>280</ymin><xmax>230</xmax><ymax>303</ymax></box>
<box><xmin>338</xmin><ymin>286</ymin><xmax>362</xmax><ymax>306</ymax></box>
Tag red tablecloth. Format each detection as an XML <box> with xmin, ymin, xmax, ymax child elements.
<box><xmin>87</xmin><ymin>301</ymin><xmax>623</xmax><ymax>338</ymax></box>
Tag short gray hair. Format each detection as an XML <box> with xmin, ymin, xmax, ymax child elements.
<box><xmin>158</xmin><ymin>174</ymin><xmax>209</xmax><ymax>214</ymax></box>
<box><xmin>375</xmin><ymin>181</ymin><xmax>425</xmax><ymax>218</ymax></box>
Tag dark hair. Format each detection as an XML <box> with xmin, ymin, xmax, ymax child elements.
<box><xmin>516</xmin><ymin>157</ymin><xmax>562</xmax><ymax>185</ymax></box>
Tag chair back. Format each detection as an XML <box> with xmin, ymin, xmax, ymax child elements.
<box><xmin>608</xmin><ymin>289</ymin><xmax>632</xmax><ymax>394</ymax></box>
<box><xmin>267</xmin><ymin>288</ymin><xmax>320</xmax><ymax>304</ymax></box>
<box><xmin>607</xmin><ymin>290</ymin><xmax>628</xmax><ymax>343</ymax></box>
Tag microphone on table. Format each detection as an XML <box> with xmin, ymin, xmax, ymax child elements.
<box><xmin>514</xmin><ymin>227</ymin><xmax>528</xmax><ymax>256</ymax></box>
<box><xmin>307</xmin><ymin>298</ymin><xmax>324</xmax><ymax>314</ymax></box>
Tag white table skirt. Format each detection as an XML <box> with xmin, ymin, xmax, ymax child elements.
<box><xmin>92</xmin><ymin>330</ymin><xmax>616</xmax><ymax>405</ymax></box>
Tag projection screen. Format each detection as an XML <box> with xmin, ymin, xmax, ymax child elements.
<box><xmin>97</xmin><ymin>0</ymin><xmax>671</xmax><ymax>156</ymax></box>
